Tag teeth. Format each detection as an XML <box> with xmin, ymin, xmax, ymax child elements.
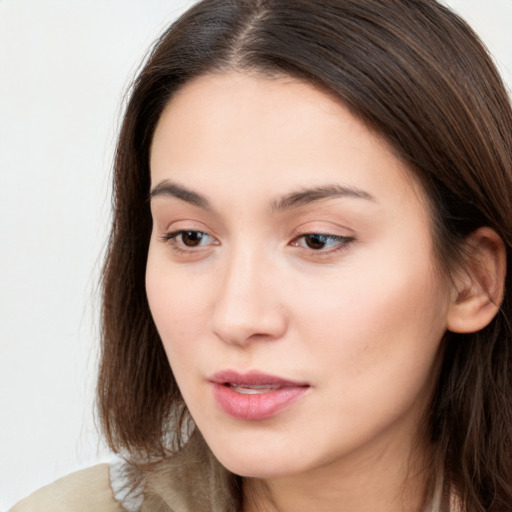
<box><xmin>229</xmin><ymin>384</ymin><xmax>280</xmax><ymax>395</ymax></box>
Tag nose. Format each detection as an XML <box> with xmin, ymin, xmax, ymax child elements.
<box><xmin>211</xmin><ymin>245</ymin><xmax>288</xmax><ymax>346</ymax></box>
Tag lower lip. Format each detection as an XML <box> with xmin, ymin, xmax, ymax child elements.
<box><xmin>212</xmin><ymin>383</ymin><xmax>308</xmax><ymax>420</ymax></box>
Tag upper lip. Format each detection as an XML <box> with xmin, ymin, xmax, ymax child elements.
<box><xmin>209</xmin><ymin>370</ymin><xmax>309</xmax><ymax>387</ymax></box>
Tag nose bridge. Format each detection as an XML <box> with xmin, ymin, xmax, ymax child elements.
<box><xmin>211</xmin><ymin>240</ymin><xmax>286</xmax><ymax>345</ymax></box>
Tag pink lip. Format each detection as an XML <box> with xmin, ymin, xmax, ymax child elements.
<box><xmin>209</xmin><ymin>370</ymin><xmax>309</xmax><ymax>420</ymax></box>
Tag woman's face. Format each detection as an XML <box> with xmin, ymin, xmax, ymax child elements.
<box><xmin>146</xmin><ymin>72</ymin><xmax>453</xmax><ymax>480</ymax></box>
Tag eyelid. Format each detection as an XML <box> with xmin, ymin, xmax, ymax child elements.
<box><xmin>292</xmin><ymin>222</ymin><xmax>355</xmax><ymax>240</ymax></box>
<box><xmin>156</xmin><ymin>215</ymin><xmax>219</xmax><ymax>241</ymax></box>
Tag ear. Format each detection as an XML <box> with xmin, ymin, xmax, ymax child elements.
<box><xmin>447</xmin><ymin>227</ymin><xmax>506</xmax><ymax>334</ymax></box>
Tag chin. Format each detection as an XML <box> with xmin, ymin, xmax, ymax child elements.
<box><xmin>219</xmin><ymin>457</ymin><xmax>298</xmax><ymax>479</ymax></box>
<box><xmin>203</xmin><ymin>435</ymin><xmax>305</xmax><ymax>479</ymax></box>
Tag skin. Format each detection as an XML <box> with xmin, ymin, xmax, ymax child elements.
<box><xmin>146</xmin><ymin>72</ymin><xmax>456</xmax><ymax>512</ymax></box>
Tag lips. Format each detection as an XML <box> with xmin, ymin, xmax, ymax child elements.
<box><xmin>209</xmin><ymin>371</ymin><xmax>309</xmax><ymax>420</ymax></box>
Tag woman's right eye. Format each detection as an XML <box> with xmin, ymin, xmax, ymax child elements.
<box><xmin>161</xmin><ymin>230</ymin><xmax>218</xmax><ymax>251</ymax></box>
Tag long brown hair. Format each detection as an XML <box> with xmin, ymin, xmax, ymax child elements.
<box><xmin>98</xmin><ymin>1</ymin><xmax>512</xmax><ymax>509</ymax></box>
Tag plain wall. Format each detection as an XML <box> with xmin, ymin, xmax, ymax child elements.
<box><xmin>0</xmin><ymin>1</ymin><xmax>511</xmax><ymax>509</ymax></box>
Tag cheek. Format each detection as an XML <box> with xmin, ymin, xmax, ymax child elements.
<box><xmin>279</xmin><ymin>257</ymin><xmax>448</xmax><ymax>461</ymax></box>
<box><xmin>290</xmin><ymin>242</ymin><xmax>449</xmax><ymax>388</ymax></box>
<box><xmin>145</xmin><ymin>246</ymin><xmax>210</xmax><ymax>359</ymax></box>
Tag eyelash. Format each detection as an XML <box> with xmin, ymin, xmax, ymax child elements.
<box><xmin>290</xmin><ymin>233</ymin><xmax>355</xmax><ymax>255</ymax></box>
<box><xmin>160</xmin><ymin>230</ymin><xmax>354</xmax><ymax>256</ymax></box>
<box><xmin>161</xmin><ymin>230</ymin><xmax>218</xmax><ymax>254</ymax></box>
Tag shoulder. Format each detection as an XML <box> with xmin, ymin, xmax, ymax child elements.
<box><xmin>10</xmin><ymin>464</ymin><xmax>124</xmax><ymax>512</ymax></box>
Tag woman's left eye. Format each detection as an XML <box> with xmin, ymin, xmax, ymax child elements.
<box><xmin>292</xmin><ymin>233</ymin><xmax>354</xmax><ymax>252</ymax></box>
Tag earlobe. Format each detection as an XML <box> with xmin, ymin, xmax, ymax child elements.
<box><xmin>446</xmin><ymin>227</ymin><xmax>507</xmax><ymax>334</ymax></box>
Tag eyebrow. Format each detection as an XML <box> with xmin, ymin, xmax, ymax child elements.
<box><xmin>148</xmin><ymin>180</ymin><xmax>375</xmax><ymax>211</ymax></box>
<box><xmin>270</xmin><ymin>184</ymin><xmax>376</xmax><ymax>211</ymax></box>
<box><xmin>149</xmin><ymin>181</ymin><xmax>211</xmax><ymax>209</ymax></box>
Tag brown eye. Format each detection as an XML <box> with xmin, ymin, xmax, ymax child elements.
<box><xmin>164</xmin><ymin>230</ymin><xmax>216</xmax><ymax>249</ymax></box>
<box><xmin>294</xmin><ymin>233</ymin><xmax>354</xmax><ymax>252</ymax></box>
<box><xmin>303</xmin><ymin>234</ymin><xmax>329</xmax><ymax>250</ymax></box>
<box><xmin>180</xmin><ymin>231</ymin><xmax>208</xmax><ymax>247</ymax></box>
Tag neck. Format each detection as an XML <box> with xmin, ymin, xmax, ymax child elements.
<box><xmin>242</xmin><ymin>433</ymin><xmax>432</xmax><ymax>512</ymax></box>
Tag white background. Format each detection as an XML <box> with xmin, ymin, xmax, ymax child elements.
<box><xmin>0</xmin><ymin>1</ymin><xmax>511</xmax><ymax>509</ymax></box>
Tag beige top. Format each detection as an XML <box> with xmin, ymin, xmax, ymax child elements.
<box><xmin>9</xmin><ymin>433</ymin><xmax>239</xmax><ymax>512</ymax></box>
<box><xmin>9</xmin><ymin>464</ymin><xmax>123</xmax><ymax>512</ymax></box>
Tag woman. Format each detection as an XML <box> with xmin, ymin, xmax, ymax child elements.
<box><xmin>12</xmin><ymin>0</ymin><xmax>512</xmax><ymax>511</ymax></box>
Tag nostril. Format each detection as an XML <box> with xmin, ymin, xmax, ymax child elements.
<box><xmin>211</xmin><ymin>260</ymin><xmax>288</xmax><ymax>345</ymax></box>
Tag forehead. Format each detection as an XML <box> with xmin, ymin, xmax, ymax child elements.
<box><xmin>150</xmin><ymin>71</ymin><xmax>425</xmax><ymax>211</ymax></box>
